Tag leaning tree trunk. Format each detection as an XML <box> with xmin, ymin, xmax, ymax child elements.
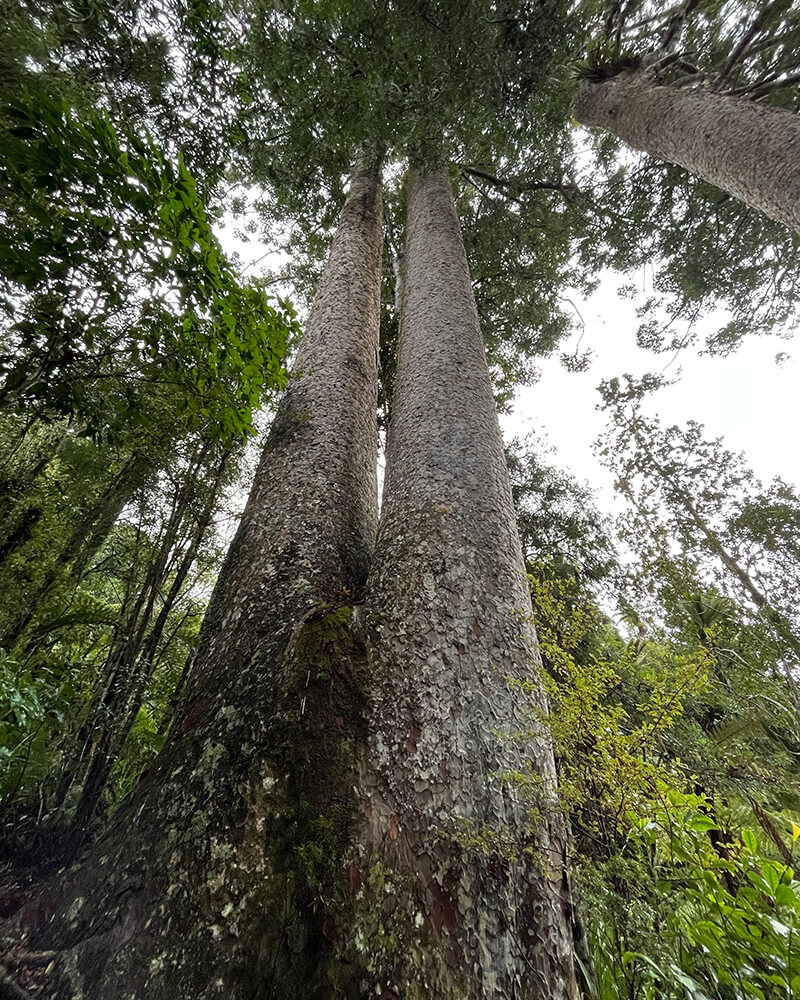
<box><xmin>3</xmin><ymin>163</ymin><xmax>383</xmax><ymax>999</ymax></box>
<box><xmin>575</xmin><ymin>71</ymin><xmax>800</xmax><ymax>231</ymax></box>
<box><xmin>63</xmin><ymin>448</ymin><xmax>233</xmax><ymax>841</ymax></box>
<box><xmin>337</xmin><ymin>170</ymin><xmax>577</xmax><ymax>999</ymax></box>
<box><xmin>0</xmin><ymin>450</ymin><xmax>153</xmax><ymax>650</ymax></box>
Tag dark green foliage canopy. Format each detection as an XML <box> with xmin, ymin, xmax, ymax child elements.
<box><xmin>0</xmin><ymin>91</ymin><xmax>293</xmax><ymax>440</ymax></box>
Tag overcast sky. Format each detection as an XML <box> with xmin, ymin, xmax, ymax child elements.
<box><xmin>503</xmin><ymin>274</ymin><xmax>800</xmax><ymax>511</ymax></box>
<box><xmin>218</xmin><ymin>202</ymin><xmax>799</xmax><ymax>520</ymax></box>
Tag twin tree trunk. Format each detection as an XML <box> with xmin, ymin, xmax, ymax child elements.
<box><xmin>575</xmin><ymin>71</ymin><xmax>800</xmax><ymax>231</ymax></box>
<box><xmin>11</xmin><ymin>168</ymin><xmax>575</xmax><ymax>999</ymax></box>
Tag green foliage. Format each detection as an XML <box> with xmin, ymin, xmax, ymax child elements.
<box><xmin>527</xmin><ymin>568</ymin><xmax>800</xmax><ymax>1000</ymax></box>
<box><xmin>109</xmin><ymin>703</ymin><xmax>169</xmax><ymax>806</ymax></box>
<box><xmin>0</xmin><ymin>88</ymin><xmax>294</xmax><ymax>441</ymax></box>
<box><xmin>0</xmin><ymin>649</ymin><xmax>71</xmax><ymax>804</ymax></box>
<box><xmin>1</xmin><ymin>0</ymin><xmax>253</xmax><ymax>188</ymax></box>
<box><xmin>242</xmin><ymin>0</ymin><xmax>580</xmax><ymax>177</ymax></box>
<box><xmin>578</xmin><ymin>151</ymin><xmax>800</xmax><ymax>356</ymax></box>
<box><xmin>530</xmin><ymin>573</ymin><xmax>710</xmax><ymax>839</ymax></box>
<box><xmin>0</xmin><ymin>429</ymin><xmax>242</xmax><ymax>841</ymax></box>
<box><xmin>585</xmin><ymin>791</ymin><xmax>800</xmax><ymax>1000</ymax></box>
<box><xmin>509</xmin><ymin>434</ymin><xmax>616</xmax><ymax>587</ymax></box>
<box><xmin>509</xmin><ymin>390</ymin><xmax>800</xmax><ymax>1000</ymax></box>
<box><xmin>598</xmin><ymin>377</ymin><xmax>800</xmax><ymax>662</ymax></box>
<box><xmin>236</xmin><ymin>0</ymin><xmax>594</xmax><ymax>396</ymax></box>
<box><xmin>581</xmin><ymin>0</ymin><xmax>800</xmax><ymax>108</ymax></box>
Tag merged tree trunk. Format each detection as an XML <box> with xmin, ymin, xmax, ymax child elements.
<box><xmin>6</xmin><ymin>164</ymin><xmax>383</xmax><ymax>999</ymax></box>
<box><xmin>340</xmin><ymin>170</ymin><xmax>576</xmax><ymax>999</ymax></box>
<box><xmin>575</xmin><ymin>71</ymin><xmax>800</xmax><ymax>231</ymax></box>
<box><xmin>4</xmin><ymin>166</ymin><xmax>577</xmax><ymax>1000</ymax></box>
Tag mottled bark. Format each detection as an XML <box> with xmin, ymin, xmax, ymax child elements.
<box><xmin>5</xmin><ymin>165</ymin><xmax>383</xmax><ymax>998</ymax></box>
<box><xmin>339</xmin><ymin>171</ymin><xmax>577</xmax><ymax>999</ymax></box>
<box><xmin>575</xmin><ymin>71</ymin><xmax>800</xmax><ymax>231</ymax></box>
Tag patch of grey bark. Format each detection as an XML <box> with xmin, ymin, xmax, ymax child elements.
<box><xmin>575</xmin><ymin>70</ymin><xmax>800</xmax><ymax>231</ymax></box>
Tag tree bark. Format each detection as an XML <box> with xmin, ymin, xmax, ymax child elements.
<box><xmin>343</xmin><ymin>171</ymin><xmax>576</xmax><ymax>999</ymax></box>
<box><xmin>3</xmin><ymin>165</ymin><xmax>578</xmax><ymax>1000</ymax></box>
<box><xmin>574</xmin><ymin>71</ymin><xmax>800</xmax><ymax>231</ymax></box>
<box><xmin>6</xmin><ymin>163</ymin><xmax>383</xmax><ymax>999</ymax></box>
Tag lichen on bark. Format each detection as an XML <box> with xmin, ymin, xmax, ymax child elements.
<box><xmin>2</xmin><ymin>163</ymin><xmax>384</xmax><ymax>1000</ymax></box>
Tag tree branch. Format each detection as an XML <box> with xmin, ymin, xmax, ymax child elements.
<box><xmin>460</xmin><ymin>166</ymin><xmax>581</xmax><ymax>204</ymax></box>
<box><xmin>732</xmin><ymin>71</ymin><xmax>800</xmax><ymax>100</ymax></box>
<box><xmin>711</xmin><ymin>0</ymin><xmax>787</xmax><ymax>89</ymax></box>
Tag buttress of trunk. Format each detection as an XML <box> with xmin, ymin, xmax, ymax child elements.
<box><xmin>9</xmin><ymin>164</ymin><xmax>383</xmax><ymax>999</ymax></box>
<box><xmin>336</xmin><ymin>171</ymin><xmax>577</xmax><ymax>999</ymax></box>
<box><xmin>575</xmin><ymin>71</ymin><xmax>800</xmax><ymax>231</ymax></box>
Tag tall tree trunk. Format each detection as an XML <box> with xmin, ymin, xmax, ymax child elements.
<box><xmin>627</xmin><ymin>421</ymin><xmax>800</xmax><ymax>662</ymax></box>
<box><xmin>342</xmin><ymin>170</ymin><xmax>576</xmax><ymax>999</ymax></box>
<box><xmin>574</xmin><ymin>71</ymin><xmax>800</xmax><ymax>231</ymax></box>
<box><xmin>7</xmin><ymin>163</ymin><xmax>383</xmax><ymax>999</ymax></box>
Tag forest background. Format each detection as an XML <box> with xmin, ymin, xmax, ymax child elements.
<box><xmin>1</xmin><ymin>0</ymin><xmax>800</xmax><ymax>998</ymax></box>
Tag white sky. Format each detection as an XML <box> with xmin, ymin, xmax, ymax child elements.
<box><xmin>217</xmin><ymin>203</ymin><xmax>800</xmax><ymax>519</ymax></box>
<box><xmin>504</xmin><ymin>275</ymin><xmax>800</xmax><ymax>510</ymax></box>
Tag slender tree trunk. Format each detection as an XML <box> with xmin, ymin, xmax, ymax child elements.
<box><xmin>44</xmin><ymin>521</ymin><xmax>173</xmax><ymax>837</ymax></box>
<box><xmin>574</xmin><ymin>71</ymin><xmax>800</xmax><ymax>231</ymax></box>
<box><xmin>341</xmin><ymin>171</ymin><xmax>576</xmax><ymax>999</ymax></box>
<box><xmin>0</xmin><ymin>421</ymin><xmax>66</xmax><ymax>542</ymax></box>
<box><xmin>51</xmin><ymin>483</ymin><xmax>184</xmax><ymax>814</ymax></box>
<box><xmin>5</xmin><ymin>162</ymin><xmax>383</xmax><ymax>999</ymax></box>
<box><xmin>64</xmin><ymin>449</ymin><xmax>232</xmax><ymax>839</ymax></box>
<box><xmin>0</xmin><ymin>505</ymin><xmax>43</xmax><ymax>566</ymax></box>
<box><xmin>0</xmin><ymin>451</ymin><xmax>153</xmax><ymax>649</ymax></box>
<box><xmin>625</xmin><ymin>417</ymin><xmax>800</xmax><ymax>661</ymax></box>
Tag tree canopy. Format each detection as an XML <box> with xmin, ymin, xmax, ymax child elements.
<box><xmin>1</xmin><ymin>2</ymin><xmax>799</xmax><ymax>997</ymax></box>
